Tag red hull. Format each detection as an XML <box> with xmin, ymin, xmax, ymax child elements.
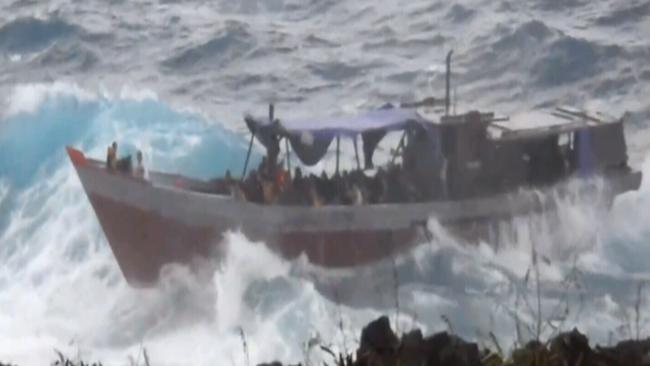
<box><xmin>87</xmin><ymin>193</ymin><xmax>219</xmax><ymax>285</ymax></box>
<box><xmin>68</xmin><ymin>147</ymin><xmax>423</xmax><ymax>285</ymax></box>
<box><xmin>87</xmin><ymin>191</ymin><xmax>420</xmax><ymax>285</ymax></box>
<box><xmin>66</xmin><ymin>147</ymin><xmax>642</xmax><ymax>286</ymax></box>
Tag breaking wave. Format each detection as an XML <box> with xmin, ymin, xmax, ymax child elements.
<box><xmin>0</xmin><ymin>82</ymin><xmax>255</xmax><ymax>188</ymax></box>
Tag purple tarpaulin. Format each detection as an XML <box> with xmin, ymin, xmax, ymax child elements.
<box><xmin>279</xmin><ymin>108</ymin><xmax>425</xmax><ymax>136</ymax></box>
<box><xmin>244</xmin><ymin>108</ymin><xmax>428</xmax><ymax>166</ymax></box>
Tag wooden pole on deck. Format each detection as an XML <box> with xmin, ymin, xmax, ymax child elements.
<box><xmin>335</xmin><ymin>135</ymin><xmax>340</xmax><ymax>174</ymax></box>
<box><xmin>445</xmin><ymin>50</ymin><xmax>453</xmax><ymax>117</ymax></box>
<box><xmin>391</xmin><ymin>131</ymin><xmax>406</xmax><ymax>164</ymax></box>
<box><xmin>241</xmin><ymin>132</ymin><xmax>255</xmax><ymax>181</ymax></box>
<box><xmin>353</xmin><ymin>135</ymin><xmax>361</xmax><ymax>171</ymax></box>
<box><xmin>285</xmin><ymin>137</ymin><xmax>291</xmax><ymax>177</ymax></box>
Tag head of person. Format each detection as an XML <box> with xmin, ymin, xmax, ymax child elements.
<box><xmin>294</xmin><ymin>167</ymin><xmax>302</xmax><ymax>180</ymax></box>
<box><xmin>112</xmin><ymin>141</ymin><xmax>117</xmax><ymax>150</ymax></box>
<box><xmin>137</xmin><ymin>150</ymin><xmax>143</xmax><ymax>163</ymax></box>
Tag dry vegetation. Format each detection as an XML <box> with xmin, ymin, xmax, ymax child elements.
<box><xmin>260</xmin><ymin>315</ymin><xmax>650</xmax><ymax>366</ymax></box>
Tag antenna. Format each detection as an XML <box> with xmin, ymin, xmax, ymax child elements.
<box><xmin>445</xmin><ymin>50</ymin><xmax>453</xmax><ymax>116</ymax></box>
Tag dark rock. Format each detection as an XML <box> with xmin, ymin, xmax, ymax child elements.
<box><xmin>511</xmin><ymin>341</ymin><xmax>550</xmax><ymax>365</ymax></box>
<box><xmin>422</xmin><ymin>332</ymin><xmax>481</xmax><ymax>366</ymax></box>
<box><xmin>258</xmin><ymin>315</ymin><xmax>650</xmax><ymax>366</ymax></box>
<box><xmin>399</xmin><ymin>329</ymin><xmax>426</xmax><ymax>366</ymax></box>
<box><xmin>597</xmin><ymin>338</ymin><xmax>650</xmax><ymax>366</ymax></box>
<box><xmin>401</xmin><ymin>329</ymin><xmax>424</xmax><ymax>347</ymax></box>
<box><xmin>358</xmin><ymin>316</ymin><xmax>399</xmax><ymax>356</ymax></box>
<box><xmin>549</xmin><ymin>328</ymin><xmax>595</xmax><ymax>366</ymax></box>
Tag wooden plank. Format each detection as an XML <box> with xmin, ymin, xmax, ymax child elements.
<box><xmin>495</xmin><ymin>119</ymin><xmax>601</xmax><ymax>141</ymax></box>
<box><xmin>489</xmin><ymin>123</ymin><xmax>511</xmax><ymax>131</ymax></box>
<box><xmin>550</xmin><ymin>111</ymin><xmax>577</xmax><ymax>121</ymax></box>
<box><xmin>439</xmin><ymin>112</ymin><xmax>496</xmax><ymax>124</ymax></box>
<box><xmin>555</xmin><ymin>107</ymin><xmax>607</xmax><ymax>124</ymax></box>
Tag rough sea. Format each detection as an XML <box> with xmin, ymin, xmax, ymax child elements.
<box><xmin>1</xmin><ymin>0</ymin><xmax>650</xmax><ymax>365</ymax></box>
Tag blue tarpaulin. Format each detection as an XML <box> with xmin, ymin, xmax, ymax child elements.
<box><xmin>576</xmin><ymin>129</ymin><xmax>594</xmax><ymax>177</ymax></box>
<box><xmin>245</xmin><ymin>108</ymin><xmax>427</xmax><ymax>166</ymax></box>
<box><xmin>279</xmin><ymin>108</ymin><xmax>425</xmax><ymax>137</ymax></box>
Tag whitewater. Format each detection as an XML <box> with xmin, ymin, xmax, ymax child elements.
<box><xmin>2</xmin><ymin>0</ymin><xmax>650</xmax><ymax>365</ymax></box>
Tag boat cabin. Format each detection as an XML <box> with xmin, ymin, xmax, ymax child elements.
<box><xmin>240</xmin><ymin>103</ymin><xmax>631</xmax><ymax>205</ymax></box>
<box><xmin>236</xmin><ymin>49</ymin><xmax>631</xmax><ymax>206</ymax></box>
<box><xmin>406</xmin><ymin>107</ymin><xmax>630</xmax><ymax>200</ymax></box>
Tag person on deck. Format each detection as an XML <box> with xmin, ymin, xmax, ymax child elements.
<box><xmin>106</xmin><ymin>142</ymin><xmax>117</xmax><ymax>170</ymax></box>
<box><xmin>337</xmin><ymin>171</ymin><xmax>364</xmax><ymax>205</ymax></box>
<box><xmin>277</xmin><ymin>174</ymin><xmax>298</xmax><ymax>205</ymax></box>
<box><xmin>318</xmin><ymin>171</ymin><xmax>335</xmax><ymax>204</ymax></box>
<box><xmin>307</xmin><ymin>177</ymin><xmax>324</xmax><ymax>207</ymax></box>
<box><xmin>275</xmin><ymin>168</ymin><xmax>290</xmax><ymax>193</ymax></box>
<box><xmin>258</xmin><ymin>157</ymin><xmax>268</xmax><ymax>178</ymax></box>
<box><xmin>244</xmin><ymin>170</ymin><xmax>264</xmax><ymax>203</ymax></box>
<box><xmin>292</xmin><ymin>167</ymin><xmax>304</xmax><ymax>190</ymax></box>
<box><xmin>261</xmin><ymin>178</ymin><xmax>277</xmax><ymax>204</ymax></box>
<box><xmin>134</xmin><ymin>150</ymin><xmax>147</xmax><ymax>179</ymax></box>
<box><xmin>398</xmin><ymin>166</ymin><xmax>419</xmax><ymax>202</ymax></box>
<box><xmin>230</xmin><ymin>181</ymin><xmax>247</xmax><ymax>202</ymax></box>
<box><xmin>348</xmin><ymin>183</ymin><xmax>364</xmax><ymax>205</ymax></box>
<box><xmin>215</xmin><ymin>170</ymin><xmax>234</xmax><ymax>195</ymax></box>
<box><xmin>224</xmin><ymin>170</ymin><xmax>233</xmax><ymax>187</ymax></box>
<box><xmin>292</xmin><ymin>167</ymin><xmax>312</xmax><ymax>204</ymax></box>
<box><xmin>369</xmin><ymin>167</ymin><xmax>387</xmax><ymax>203</ymax></box>
<box><xmin>267</xmin><ymin>138</ymin><xmax>281</xmax><ymax>176</ymax></box>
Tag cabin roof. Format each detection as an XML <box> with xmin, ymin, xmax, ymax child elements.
<box><xmin>246</xmin><ymin>105</ymin><xmax>621</xmax><ymax>140</ymax></box>
<box><xmin>248</xmin><ymin>107</ymin><xmax>427</xmax><ymax>138</ymax></box>
<box><xmin>243</xmin><ymin>105</ymin><xmax>623</xmax><ymax>168</ymax></box>
<box><xmin>489</xmin><ymin>107</ymin><xmax>622</xmax><ymax>141</ymax></box>
<box><xmin>243</xmin><ymin>107</ymin><xmax>429</xmax><ymax>167</ymax></box>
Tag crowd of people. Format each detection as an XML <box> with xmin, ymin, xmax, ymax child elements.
<box><xmin>104</xmin><ymin>141</ymin><xmax>421</xmax><ymax>205</ymax></box>
<box><xmin>225</xmin><ymin>157</ymin><xmax>422</xmax><ymax>206</ymax></box>
<box><xmin>106</xmin><ymin>141</ymin><xmax>147</xmax><ymax>179</ymax></box>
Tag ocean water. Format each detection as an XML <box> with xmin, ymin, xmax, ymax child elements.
<box><xmin>1</xmin><ymin>0</ymin><xmax>650</xmax><ymax>365</ymax></box>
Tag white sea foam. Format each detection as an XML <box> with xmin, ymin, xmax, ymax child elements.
<box><xmin>118</xmin><ymin>85</ymin><xmax>159</xmax><ymax>102</ymax></box>
<box><xmin>4</xmin><ymin>82</ymin><xmax>96</xmax><ymax>118</ymax></box>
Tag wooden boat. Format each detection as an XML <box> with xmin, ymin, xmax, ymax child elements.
<box><xmin>66</xmin><ymin>104</ymin><xmax>641</xmax><ymax>286</ymax></box>
<box><xmin>66</xmin><ymin>54</ymin><xmax>642</xmax><ymax>286</ymax></box>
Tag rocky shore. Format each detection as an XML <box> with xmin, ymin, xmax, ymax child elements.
<box><xmin>261</xmin><ymin>316</ymin><xmax>650</xmax><ymax>366</ymax></box>
<box><xmin>4</xmin><ymin>316</ymin><xmax>650</xmax><ymax>366</ymax></box>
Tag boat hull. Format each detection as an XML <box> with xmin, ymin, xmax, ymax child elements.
<box><xmin>66</xmin><ymin>147</ymin><xmax>642</xmax><ymax>286</ymax></box>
